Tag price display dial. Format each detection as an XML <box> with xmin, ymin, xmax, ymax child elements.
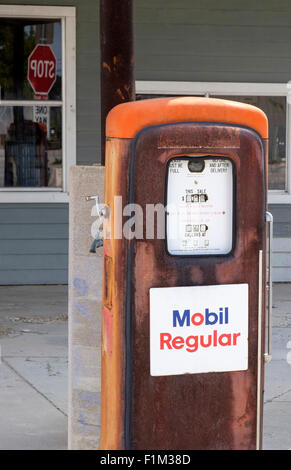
<box><xmin>166</xmin><ymin>156</ymin><xmax>234</xmax><ymax>256</ymax></box>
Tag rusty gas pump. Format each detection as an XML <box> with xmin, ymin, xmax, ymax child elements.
<box><xmin>100</xmin><ymin>97</ymin><xmax>272</xmax><ymax>450</ymax></box>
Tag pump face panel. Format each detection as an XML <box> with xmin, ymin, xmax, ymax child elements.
<box><xmin>166</xmin><ymin>156</ymin><xmax>234</xmax><ymax>255</ymax></box>
<box><xmin>125</xmin><ymin>122</ymin><xmax>266</xmax><ymax>450</ymax></box>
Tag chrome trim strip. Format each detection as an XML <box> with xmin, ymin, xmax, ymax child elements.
<box><xmin>256</xmin><ymin>249</ymin><xmax>263</xmax><ymax>450</ymax></box>
<box><xmin>265</xmin><ymin>211</ymin><xmax>273</xmax><ymax>363</ymax></box>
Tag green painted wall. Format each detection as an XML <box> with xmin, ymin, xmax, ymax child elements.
<box><xmin>135</xmin><ymin>0</ymin><xmax>291</xmax><ymax>82</ymax></box>
<box><xmin>0</xmin><ymin>204</ymin><xmax>68</xmax><ymax>284</ymax></box>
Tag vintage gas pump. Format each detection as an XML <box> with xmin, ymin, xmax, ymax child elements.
<box><xmin>100</xmin><ymin>97</ymin><xmax>272</xmax><ymax>450</ymax></box>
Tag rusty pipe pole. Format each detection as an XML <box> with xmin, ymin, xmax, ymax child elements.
<box><xmin>100</xmin><ymin>0</ymin><xmax>135</xmax><ymax>165</ymax></box>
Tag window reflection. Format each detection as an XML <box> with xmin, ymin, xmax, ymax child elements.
<box><xmin>137</xmin><ymin>93</ymin><xmax>287</xmax><ymax>191</ymax></box>
<box><xmin>0</xmin><ymin>106</ymin><xmax>62</xmax><ymax>188</ymax></box>
<box><xmin>213</xmin><ymin>96</ymin><xmax>286</xmax><ymax>190</ymax></box>
<box><xmin>0</xmin><ymin>19</ymin><xmax>62</xmax><ymax>100</ymax></box>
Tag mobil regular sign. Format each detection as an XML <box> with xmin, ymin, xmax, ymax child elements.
<box><xmin>150</xmin><ymin>283</ymin><xmax>249</xmax><ymax>376</ymax></box>
<box><xmin>28</xmin><ymin>44</ymin><xmax>57</xmax><ymax>99</ymax></box>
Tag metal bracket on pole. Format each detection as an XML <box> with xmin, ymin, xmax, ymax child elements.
<box><xmin>86</xmin><ymin>195</ymin><xmax>104</xmax><ymax>251</ymax></box>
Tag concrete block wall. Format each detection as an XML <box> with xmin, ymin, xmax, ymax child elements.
<box><xmin>68</xmin><ymin>165</ymin><xmax>104</xmax><ymax>450</ymax></box>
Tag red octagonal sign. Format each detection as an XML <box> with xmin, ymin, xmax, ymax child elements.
<box><xmin>28</xmin><ymin>44</ymin><xmax>57</xmax><ymax>100</ymax></box>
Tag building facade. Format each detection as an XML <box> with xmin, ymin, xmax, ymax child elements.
<box><xmin>0</xmin><ymin>0</ymin><xmax>290</xmax><ymax>283</ymax></box>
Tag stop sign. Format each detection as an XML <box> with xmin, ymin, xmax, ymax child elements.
<box><xmin>28</xmin><ymin>44</ymin><xmax>57</xmax><ymax>99</ymax></box>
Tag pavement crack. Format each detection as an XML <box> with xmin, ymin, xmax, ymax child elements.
<box><xmin>2</xmin><ymin>358</ymin><xmax>67</xmax><ymax>417</ymax></box>
<box><xmin>265</xmin><ymin>387</ymin><xmax>291</xmax><ymax>404</ymax></box>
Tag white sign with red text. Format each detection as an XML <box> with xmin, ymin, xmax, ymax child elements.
<box><xmin>150</xmin><ymin>283</ymin><xmax>248</xmax><ymax>376</ymax></box>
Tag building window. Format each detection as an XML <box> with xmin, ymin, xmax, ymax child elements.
<box><xmin>136</xmin><ymin>81</ymin><xmax>291</xmax><ymax>203</ymax></box>
<box><xmin>0</xmin><ymin>6</ymin><xmax>76</xmax><ymax>203</ymax></box>
<box><xmin>1</xmin><ymin>105</ymin><xmax>62</xmax><ymax>189</ymax></box>
<box><xmin>211</xmin><ymin>96</ymin><xmax>285</xmax><ymax>191</ymax></box>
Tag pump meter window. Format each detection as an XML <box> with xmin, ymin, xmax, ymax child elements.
<box><xmin>166</xmin><ymin>157</ymin><xmax>234</xmax><ymax>255</ymax></box>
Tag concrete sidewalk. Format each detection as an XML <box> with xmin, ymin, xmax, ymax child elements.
<box><xmin>263</xmin><ymin>283</ymin><xmax>291</xmax><ymax>450</ymax></box>
<box><xmin>0</xmin><ymin>284</ymin><xmax>290</xmax><ymax>450</ymax></box>
<box><xmin>0</xmin><ymin>285</ymin><xmax>68</xmax><ymax>450</ymax></box>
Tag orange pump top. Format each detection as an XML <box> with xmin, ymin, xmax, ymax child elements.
<box><xmin>106</xmin><ymin>97</ymin><xmax>268</xmax><ymax>140</ymax></box>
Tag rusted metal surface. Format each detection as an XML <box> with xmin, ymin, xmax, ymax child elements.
<box><xmin>100</xmin><ymin>138</ymin><xmax>133</xmax><ymax>450</ymax></box>
<box><xmin>99</xmin><ymin>0</ymin><xmax>135</xmax><ymax>165</ymax></box>
<box><xmin>100</xmin><ymin>124</ymin><xmax>267</xmax><ymax>450</ymax></box>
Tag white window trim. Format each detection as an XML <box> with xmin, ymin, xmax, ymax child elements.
<box><xmin>136</xmin><ymin>80</ymin><xmax>291</xmax><ymax>204</ymax></box>
<box><xmin>0</xmin><ymin>5</ymin><xmax>76</xmax><ymax>203</ymax></box>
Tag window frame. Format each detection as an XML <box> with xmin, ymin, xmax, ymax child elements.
<box><xmin>136</xmin><ymin>80</ymin><xmax>291</xmax><ymax>204</ymax></box>
<box><xmin>0</xmin><ymin>5</ymin><xmax>76</xmax><ymax>203</ymax></box>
